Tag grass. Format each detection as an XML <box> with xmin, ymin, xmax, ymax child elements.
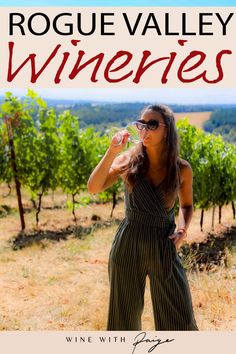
<box><xmin>0</xmin><ymin>179</ymin><xmax>236</xmax><ymax>331</ymax></box>
<box><xmin>175</xmin><ymin>111</ymin><xmax>212</xmax><ymax>129</ymax></box>
<box><xmin>0</xmin><ymin>196</ymin><xmax>236</xmax><ymax>330</ymax></box>
<box><xmin>2</xmin><ymin>112</ymin><xmax>235</xmax><ymax>331</ymax></box>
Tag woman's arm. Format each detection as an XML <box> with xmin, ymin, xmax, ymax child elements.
<box><xmin>177</xmin><ymin>160</ymin><xmax>194</xmax><ymax>231</ymax></box>
<box><xmin>87</xmin><ymin>131</ymin><xmax>129</xmax><ymax>194</ymax></box>
<box><xmin>169</xmin><ymin>160</ymin><xmax>193</xmax><ymax>248</ymax></box>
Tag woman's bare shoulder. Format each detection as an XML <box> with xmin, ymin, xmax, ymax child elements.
<box><xmin>111</xmin><ymin>149</ymin><xmax>132</xmax><ymax>168</ymax></box>
<box><xmin>178</xmin><ymin>158</ymin><xmax>192</xmax><ymax>169</ymax></box>
<box><xmin>112</xmin><ymin>145</ymin><xmax>136</xmax><ymax>167</ymax></box>
<box><xmin>178</xmin><ymin>158</ymin><xmax>193</xmax><ymax>184</ymax></box>
<box><xmin>110</xmin><ymin>148</ymin><xmax>134</xmax><ymax>180</ymax></box>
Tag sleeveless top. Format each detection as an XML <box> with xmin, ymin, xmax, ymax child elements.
<box><xmin>124</xmin><ymin>175</ymin><xmax>176</xmax><ymax>231</ymax></box>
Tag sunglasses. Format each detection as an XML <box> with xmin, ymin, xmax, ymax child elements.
<box><xmin>135</xmin><ymin>119</ymin><xmax>166</xmax><ymax>131</ymax></box>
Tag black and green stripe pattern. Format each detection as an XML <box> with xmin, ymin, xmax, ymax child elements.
<box><xmin>107</xmin><ymin>176</ymin><xmax>198</xmax><ymax>331</ymax></box>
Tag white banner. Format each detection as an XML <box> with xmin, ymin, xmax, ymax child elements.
<box><xmin>0</xmin><ymin>331</ymin><xmax>235</xmax><ymax>354</ymax></box>
<box><xmin>0</xmin><ymin>7</ymin><xmax>235</xmax><ymax>87</ymax></box>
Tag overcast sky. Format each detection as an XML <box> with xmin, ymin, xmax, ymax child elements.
<box><xmin>1</xmin><ymin>88</ymin><xmax>236</xmax><ymax>104</ymax></box>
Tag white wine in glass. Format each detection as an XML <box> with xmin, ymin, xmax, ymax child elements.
<box><xmin>108</xmin><ymin>122</ymin><xmax>142</xmax><ymax>146</ymax></box>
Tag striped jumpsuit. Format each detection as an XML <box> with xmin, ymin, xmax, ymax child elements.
<box><xmin>107</xmin><ymin>176</ymin><xmax>198</xmax><ymax>331</ymax></box>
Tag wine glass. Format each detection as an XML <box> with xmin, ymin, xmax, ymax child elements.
<box><xmin>107</xmin><ymin>122</ymin><xmax>142</xmax><ymax>146</ymax></box>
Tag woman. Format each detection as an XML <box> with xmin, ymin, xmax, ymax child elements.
<box><xmin>87</xmin><ymin>104</ymin><xmax>198</xmax><ymax>331</ymax></box>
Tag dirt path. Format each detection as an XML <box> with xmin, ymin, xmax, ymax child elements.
<box><xmin>0</xmin><ymin>201</ymin><xmax>236</xmax><ymax>330</ymax></box>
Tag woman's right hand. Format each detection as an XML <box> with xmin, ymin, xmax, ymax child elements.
<box><xmin>109</xmin><ymin>130</ymin><xmax>130</xmax><ymax>154</ymax></box>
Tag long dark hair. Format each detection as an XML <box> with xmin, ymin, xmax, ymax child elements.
<box><xmin>120</xmin><ymin>104</ymin><xmax>181</xmax><ymax>197</ymax></box>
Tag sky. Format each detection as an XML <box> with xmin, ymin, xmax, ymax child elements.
<box><xmin>1</xmin><ymin>1</ymin><xmax>236</xmax><ymax>6</ymax></box>
<box><xmin>0</xmin><ymin>88</ymin><xmax>236</xmax><ymax>104</ymax></box>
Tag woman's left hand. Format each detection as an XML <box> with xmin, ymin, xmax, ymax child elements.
<box><xmin>168</xmin><ymin>230</ymin><xmax>187</xmax><ymax>249</ymax></box>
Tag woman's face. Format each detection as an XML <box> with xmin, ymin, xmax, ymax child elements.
<box><xmin>138</xmin><ymin>110</ymin><xmax>167</xmax><ymax>148</ymax></box>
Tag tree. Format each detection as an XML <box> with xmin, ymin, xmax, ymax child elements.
<box><xmin>58</xmin><ymin>111</ymin><xmax>93</xmax><ymax>223</ymax></box>
<box><xmin>0</xmin><ymin>92</ymin><xmax>37</xmax><ymax>230</ymax></box>
<box><xmin>29</xmin><ymin>101</ymin><xmax>60</xmax><ymax>226</ymax></box>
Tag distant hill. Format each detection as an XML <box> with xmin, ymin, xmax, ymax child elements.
<box><xmin>51</xmin><ymin>102</ymin><xmax>235</xmax><ymax>131</ymax></box>
<box><xmin>203</xmin><ymin>108</ymin><xmax>236</xmax><ymax>144</ymax></box>
<box><xmin>1</xmin><ymin>95</ymin><xmax>235</xmax><ymax>142</ymax></box>
<box><xmin>175</xmin><ymin>112</ymin><xmax>211</xmax><ymax>130</ymax></box>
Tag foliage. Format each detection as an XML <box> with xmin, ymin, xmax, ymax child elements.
<box><xmin>0</xmin><ymin>92</ymin><xmax>236</xmax><ymax>229</ymax></box>
<box><xmin>203</xmin><ymin>108</ymin><xmax>236</xmax><ymax>144</ymax></box>
<box><xmin>177</xmin><ymin>118</ymin><xmax>236</xmax><ymax>213</ymax></box>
